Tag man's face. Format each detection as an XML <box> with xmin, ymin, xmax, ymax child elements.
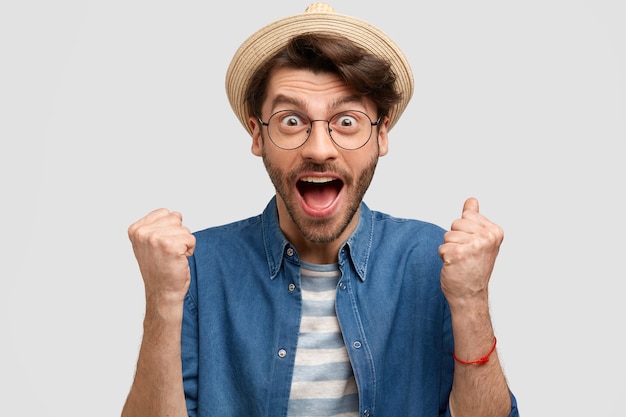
<box><xmin>249</xmin><ymin>68</ymin><xmax>389</xmax><ymax>247</ymax></box>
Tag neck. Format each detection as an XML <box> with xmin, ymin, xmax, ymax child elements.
<box><xmin>275</xmin><ymin>197</ymin><xmax>360</xmax><ymax>264</ymax></box>
<box><xmin>292</xmin><ymin>238</ymin><xmax>342</xmax><ymax>265</ymax></box>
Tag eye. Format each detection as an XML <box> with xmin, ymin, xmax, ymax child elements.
<box><xmin>331</xmin><ymin>113</ymin><xmax>361</xmax><ymax>133</ymax></box>
<box><xmin>336</xmin><ymin>115</ymin><xmax>357</xmax><ymax>128</ymax></box>
<box><xmin>279</xmin><ymin>112</ymin><xmax>306</xmax><ymax>128</ymax></box>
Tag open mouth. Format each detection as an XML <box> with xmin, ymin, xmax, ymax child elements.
<box><xmin>296</xmin><ymin>176</ymin><xmax>344</xmax><ymax>211</ymax></box>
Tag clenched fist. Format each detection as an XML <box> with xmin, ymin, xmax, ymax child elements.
<box><xmin>438</xmin><ymin>198</ymin><xmax>504</xmax><ymax>304</ymax></box>
<box><xmin>128</xmin><ymin>208</ymin><xmax>196</xmax><ymax>304</ymax></box>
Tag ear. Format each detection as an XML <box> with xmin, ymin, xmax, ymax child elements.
<box><xmin>377</xmin><ymin>116</ymin><xmax>390</xmax><ymax>157</ymax></box>
<box><xmin>249</xmin><ymin>117</ymin><xmax>263</xmax><ymax>156</ymax></box>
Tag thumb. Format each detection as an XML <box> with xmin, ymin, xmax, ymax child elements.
<box><xmin>463</xmin><ymin>197</ymin><xmax>479</xmax><ymax>214</ymax></box>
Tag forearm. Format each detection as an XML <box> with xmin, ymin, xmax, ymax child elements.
<box><xmin>448</xmin><ymin>299</ymin><xmax>511</xmax><ymax>417</ymax></box>
<box><xmin>121</xmin><ymin>300</ymin><xmax>188</xmax><ymax>417</ymax></box>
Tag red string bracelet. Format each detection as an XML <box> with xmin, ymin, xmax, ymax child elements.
<box><xmin>453</xmin><ymin>337</ymin><xmax>497</xmax><ymax>365</ymax></box>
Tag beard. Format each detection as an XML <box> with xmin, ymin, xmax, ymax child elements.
<box><xmin>262</xmin><ymin>149</ymin><xmax>379</xmax><ymax>244</ymax></box>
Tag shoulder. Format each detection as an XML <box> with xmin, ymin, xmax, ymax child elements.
<box><xmin>352</xmin><ymin>204</ymin><xmax>446</xmax><ymax>274</ymax></box>
<box><xmin>369</xmin><ymin>208</ymin><xmax>446</xmax><ymax>244</ymax></box>
<box><xmin>192</xmin><ymin>214</ymin><xmax>264</xmax><ymax>250</ymax></box>
<box><xmin>364</xmin><ymin>208</ymin><xmax>447</xmax><ymax>274</ymax></box>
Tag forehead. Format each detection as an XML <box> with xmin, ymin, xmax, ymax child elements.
<box><xmin>264</xmin><ymin>67</ymin><xmax>373</xmax><ymax>113</ymax></box>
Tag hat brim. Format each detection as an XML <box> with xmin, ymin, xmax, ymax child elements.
<box><xmin>225</xmin><ymin>9</ymin><xmax>414</xmax><ymax>136</ymax></box>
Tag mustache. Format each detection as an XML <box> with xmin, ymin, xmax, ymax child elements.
<box><xmin>287</xmin><ymin>162</ymin><xmax>351</xmax><ymax>183</ymax></box>
<box><xmin>294</xmin><ymin>162</ymin><xmax>340</xmax><ymax>174</ymax></box>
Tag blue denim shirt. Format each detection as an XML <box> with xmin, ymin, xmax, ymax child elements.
<box><xmin>182</xmin><ymin>197</ymin><xmax>518</xmax><ymax>417</ymax></box>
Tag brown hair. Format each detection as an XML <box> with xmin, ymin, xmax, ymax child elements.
<box><xmin>245</xmin><ymin>32</ymin><xmax>402</xmax><ymax>120</ymax></box>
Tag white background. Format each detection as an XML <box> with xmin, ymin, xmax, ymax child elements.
<box><xmin>1</xmin><ymin>0</ymin><xmax>624</xmax><ymax>415</ymax></box>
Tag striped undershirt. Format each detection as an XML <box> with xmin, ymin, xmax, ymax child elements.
<box><xmin>287</xmin><ymin>261</ymin><xmax>359</xmax><ymax>417</ymax></box>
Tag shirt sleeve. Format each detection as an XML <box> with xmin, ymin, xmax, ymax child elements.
<box><xmin>440</xmin><ymin>391</ymin><xmax>519</xmax><ymax>417</ymax></box>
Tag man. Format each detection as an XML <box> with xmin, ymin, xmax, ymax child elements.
<box><xmin>121</xmin><ymin>3</ymin><xmax>518</xmax><ymax>417</ymax></box>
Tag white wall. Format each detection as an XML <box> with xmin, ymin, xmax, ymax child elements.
<box><xmin>1</xmin><ymin>0</ymin><xmax>624</xmax><ymax>415</ymax></box>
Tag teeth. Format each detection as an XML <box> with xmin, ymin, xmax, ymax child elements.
<box><xmin>301</xmin><ymin>176</ymin><xmax>335</xmax><ymax>183</ymax></box>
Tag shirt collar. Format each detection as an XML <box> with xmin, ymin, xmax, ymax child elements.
<box><xmin>343</xmin><ymin>202</ymin><xmax>373</xmax><ymax>282</ymax></box>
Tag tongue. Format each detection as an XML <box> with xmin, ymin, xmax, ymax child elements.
<box><xmin>302</xmin><ymin>185</ymin><xmax>338</xmax><ymax>210</ymax></box>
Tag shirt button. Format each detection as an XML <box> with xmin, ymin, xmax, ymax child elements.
<box><xmin>278</xmin><ymin>349</ymin><xmax>287</xmax><ymax>358</ymax></box>
<box><xmin>339</xmin><ymin>282</ymin><xmax>347</xmax><ymax>290</ymax></box>
<box><xmin>288</xmin><ymin>283</ymin><xmax>296</xmax><ymax>292</ymax></box>
<box><xmin>352</xmin><ymin>341</ymin><xmax>362</xmax><ymax>349</ymax></box>
<box><xmin>363</xmin><ymin>410</ymin><xmax>371</xmax><ymax>417</ymax></box>
<box><xmin>286</xmin><ymin>247</ymin><xmax>294</xmax><ymax>256</ymax></box>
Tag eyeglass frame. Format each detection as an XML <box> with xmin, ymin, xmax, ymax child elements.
<box><xmin>257</xmin><ymin>109</ymin><xmax>382</xmax><ymax>150</ymax></box>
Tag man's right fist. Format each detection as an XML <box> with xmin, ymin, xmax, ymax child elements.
<box><xmin>128</xmin><ymin>208</ymin><xmax>196</xmax><ymax>304</ymax></box>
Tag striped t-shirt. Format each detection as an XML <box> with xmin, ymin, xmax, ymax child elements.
<box><xmin>287</xmin><ymin>262</ymin><xmax>359</xmax><ymax>417</ymax></box>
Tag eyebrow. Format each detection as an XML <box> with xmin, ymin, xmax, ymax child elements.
<box><xmin>270</xmin><ymin>95</ymin><xmax>304</xmax><ymax>111</ymax></box>
<box><xmin>269</xmin><ymin>94</ymin><xmax>369</xmax><ymax>114</ymax></box>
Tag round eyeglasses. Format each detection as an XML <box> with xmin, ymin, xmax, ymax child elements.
<box><xmin>258</xmin><ymin>110</ymin><xmax>381</xmax><ymax>150</ymax></box>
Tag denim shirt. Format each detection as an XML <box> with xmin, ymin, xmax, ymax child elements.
<box><xmin>182</xmin><ymin>197</ymin><xmax>518</xmax><ymax>417</ymax></box>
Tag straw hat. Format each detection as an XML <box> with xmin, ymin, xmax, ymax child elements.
<box><xmin>225</xmin><ymin>2</ymin><xmax>414</xmax><ymax>136</ymax></box>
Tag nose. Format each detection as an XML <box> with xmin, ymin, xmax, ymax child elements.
<box><xmin>300</xmin><ymin>120</ymin><xmax>339</xmax><ymax>161</ymax></box>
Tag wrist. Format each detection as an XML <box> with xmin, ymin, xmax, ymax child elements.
<box><xmin>447</xmin><ymin>294</ymin><xmax>490</xmax><ymax>322</ymax></box>
<box><xmin>141</xmin><ymin>301</ymin><xmax>184</xmax><ymax>349</ymax></box>
<box><xmin>144</xmin><ymin>291</ymin><xmax>185</xmax><ymax>323</ymax></box>
<box><xmin>444</xmin><ymin>285</ymin><xmax>488</xmax><ymax>307</ymax></box>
